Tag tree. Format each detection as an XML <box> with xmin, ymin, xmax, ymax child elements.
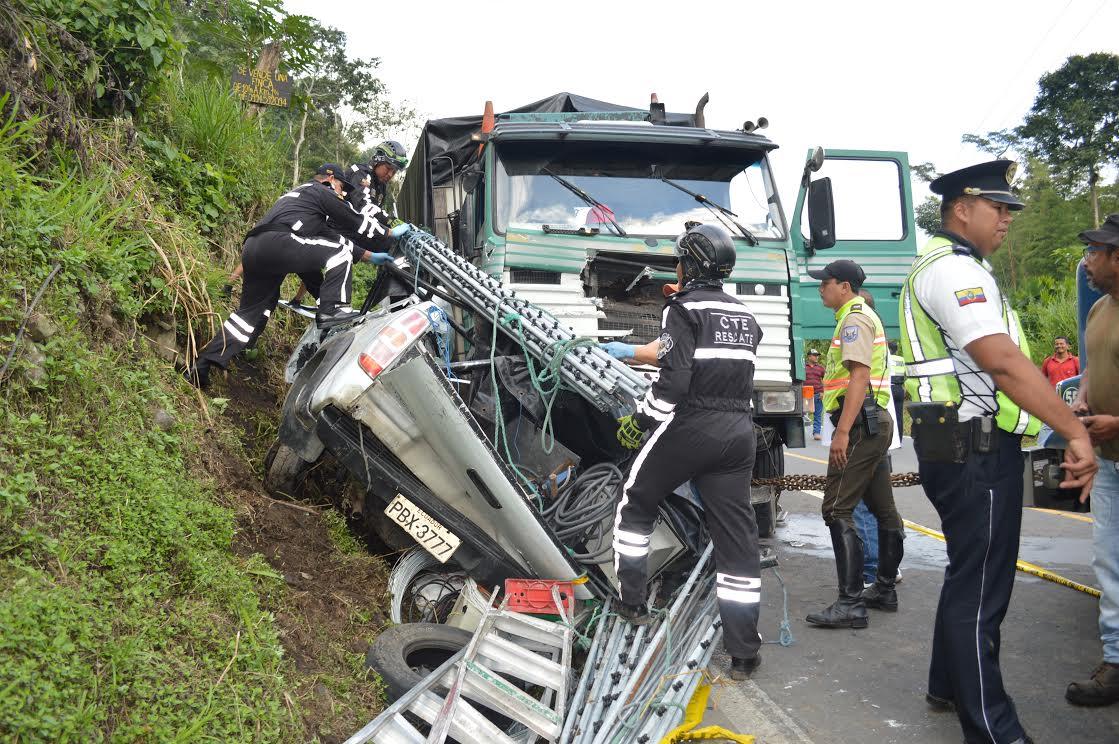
<box><xmin>960</xmin><ymin>129</ymin><xmax>1020</xmax><ymax>158</ymax></box>
<box><xmin>280</xmin><ymin>23</ymin><xmax>416</xmax><ymax>186</ymax></box>
<box><xmin>1017</xmin><ymin>53</ymin><xmax>1119</xmax><ymax>227</ymax></box>
<box><xmin>914</xmin><ymin>197</ymin><xmax>940</xmax><ymax>236</ymax></box>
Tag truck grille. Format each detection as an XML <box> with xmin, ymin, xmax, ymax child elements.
<box><xmin>599</xmin><ymin>298</ymin><xmax>662</xmax><ymax>344</ymax></box>
<box><xmin>510</xmin><ymin>269</ymin><xmax>561</xmax><ymax>285</ymax></box>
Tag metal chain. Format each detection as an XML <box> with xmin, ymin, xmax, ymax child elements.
<box><xmin>752</xmin><ymin>472</ymin><xmax>922</xmax><ymax>493</ymax></box>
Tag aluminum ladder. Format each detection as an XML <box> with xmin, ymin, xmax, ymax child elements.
<box><xmin>345</xmin><ymin>605</ymin><xmax>573</xmax><ymax>744</ymax></box>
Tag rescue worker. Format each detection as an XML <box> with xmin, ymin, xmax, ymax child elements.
<box><xmin>899</xmin><ymin>159</ymin><xmax>1096</xmax><ymax>744</ymax></box>
<box><xmin>284</xmin><ymin>150</ymin><xmax>407</xmax><ymax>309</ymax></box>
<box><xmin>804</xmin><ymin>260</ymin><xmax>904</xmax><ymax>629</ymax></box>
<box><xmin>185</xmin><ymin>164</ymin><xmax>394</xmax><ymax>389</ymax></box>
<box><xmin>606</xmin><ymin>223</ymin><xmax>764</xmax><ymax>681</ymax></box>
<box><xmin>366</xmin><ymin>140</ymin><xmax>409</xmax><ymax>212</ymax></box>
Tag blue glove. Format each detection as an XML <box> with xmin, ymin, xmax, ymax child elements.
<box><xmin>366</xmin><ymin>252</ymin><xmax>394</xmax><ymax>265</ymax></box>
<box><xmin>389</xmin><ymin>222</ymin><xmax>414</xmax><ymax>238</ymax></box>
<box><xmin>601</xmin><ymin>342</ymin><xmax>636</xmax><ymax>360</ymax></box>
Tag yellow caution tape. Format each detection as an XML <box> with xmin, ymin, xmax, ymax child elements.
<box><xmin>661</xmin><ymin>681</ymin><xmax>755</xmax><ymax>744</ymax></box>
<box><xmin>902</xmin><ymin>519</ymin><xmax>1101</xmax><ymax>598</ymax></box>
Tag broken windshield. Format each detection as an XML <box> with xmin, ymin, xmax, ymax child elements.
<box><xmin>492</xmin><ymin>140</ymin><xmax>785</xmax><ymax>239</ymax></box>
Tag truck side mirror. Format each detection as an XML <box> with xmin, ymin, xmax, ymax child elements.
<box><xmin>807</xmin><ymin>177</ymin><xmax>836</xmax><ymax>250</ymax></box>
<box><xmin>462</xmin><ymin>170</ymin><xmax>483</xmax><ymax>195</ymax></box>
<box><xmin>809</xmin><ymin>147</ymin><xmax>826</xmax><ymax>173</ymax></box>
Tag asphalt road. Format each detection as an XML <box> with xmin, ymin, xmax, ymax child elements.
<box><xmin>700</xmin><ymin>428</ymin><xmax>1118</xmax><ymax>744</ymax></box>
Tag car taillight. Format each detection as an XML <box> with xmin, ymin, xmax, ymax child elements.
<box><xmin>357</xmin><ymin>308</ymin><xmax>431</xmax><ymax>381</ymax></box>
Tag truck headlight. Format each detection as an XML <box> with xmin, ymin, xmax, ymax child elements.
<box><xmin>759</xmin><ymin>390</ymin><xmax>798</xmax><ymax>414</ymax></box>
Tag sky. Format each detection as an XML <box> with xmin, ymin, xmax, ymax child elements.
<box><xmin>284</xmin><ymin>0</ymin><xmax>1118</xmax><ymax>221</ymax></box>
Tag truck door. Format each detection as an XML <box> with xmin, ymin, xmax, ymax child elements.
<box><xmin>789</xmin><ymin>149</ymin><xmax>917</xmax><ymax>340</ymax></box>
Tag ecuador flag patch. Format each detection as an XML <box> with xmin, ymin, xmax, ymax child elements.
<box><xmin>954</xmin><ymin>287</ymin><xmax>987</xmax><ymax>306</ymax></box>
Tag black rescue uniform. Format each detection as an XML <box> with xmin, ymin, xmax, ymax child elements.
<box><xmin>300</xmin><ymin>168</ymin><xmax>393</xmax><ymax>301</ymax></box>
<box><xmin>195</xmin><ymin>180</ymin><xmax>383</xmax><ymax>371</ymax></box>
<box><xmin>613</xmin><ymin>282</ymin><xmax>763</xmax><ymax>660</ymax></box>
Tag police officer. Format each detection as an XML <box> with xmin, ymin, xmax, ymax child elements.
<box><xmin>804</xmin><ymin>260</ymin><xmax>904</xmax><ymax>629</ymax></box>
<box><xmin>186</xmin><ymin>164</ymin><xmax>393</xmax><ymax>388</ymax></box>
<box><xmin>888</xmin><ymin>340</ymin><xmax>906</xmax><ymax>440</ymax></box>
<box><xmin>607</xmin><ymin>223</ymin><xmax>764</xmax><ymax>681</ymax></box>
<box><xmin>900</xmin><ymin>159</ymin><xmax>1096</xmax><ymax>744</ymax></box>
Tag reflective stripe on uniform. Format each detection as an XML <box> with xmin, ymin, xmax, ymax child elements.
<box><xmin>694</xmin><ymin>348</ymin><xmax>757</xmax><ymax>361</ymax></box>
<box><xmin>615</xmin><ymin>413</ymin><xmax>676</xmax><ymax>538</ymax></box>
<box><xmin>222</xmin><ymin>320</ymin><xmax>250</xmax><ymax>343</ymax></box>
<box><xmin>643</xmin><ymin>390</ymin><xmax>675</xmax><ymax>414</ymax></box>
<box><xmin>613</xmin><ymin>528</ymin><xmax>651</xmax><ymax>558</ymax></box>
<box><xmin>823</xmin><ymin>297</ymin><xmax>891</xmax><ymax>412</ymax></box>
<box><xmin>899</xmin><ymin>236</ymin><xmax>1040</xmax><ymax>436</ymax></box>
<box><xmin>905</xmin><ymin>357</ymin><xmax>956</xmax><ymax>377</ymax></box>
<box><xmin>680</xmin><ymin>300</ymin><xmax>753</xmax><ymax>313</ymax></box>
<box><xmin>716</xmin><ymin>574</ymin><xmax>762</xmax><ymax>604</ymax></box>
<box><xmin>717</xmin><ymin>586</ymin><xmax>761</xmax><ymax>604</ymax></box>
<box><xmin>228</xmin><ymin>313</ymin><xmax>254</xmax><ymax>334</ymax></box>
<box><xmin>291</xmin><ymin>235</ymin><xmax>342</xmax><ymax>248</ymax></box>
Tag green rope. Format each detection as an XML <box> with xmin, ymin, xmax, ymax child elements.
<box><xmin>763</xmin><ymin>567</ymin><xmax>796</xmax><ymax>647</ymax></box>
<box><xmin>487</xmin><ymin>297</ymin><xmax>597</xmax><ymax>502</ymax></box>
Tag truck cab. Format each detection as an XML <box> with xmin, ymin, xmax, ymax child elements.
<box><xmin>399</xmin><ymin>93</ymin><xmax>917</xmax><ymax>534</ymax></box>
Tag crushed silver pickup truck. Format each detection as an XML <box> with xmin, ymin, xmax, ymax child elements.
<box><xmin>267</xmin><ymin>227</ymin><xmax>714</xmax><ymax>604</ymax></box>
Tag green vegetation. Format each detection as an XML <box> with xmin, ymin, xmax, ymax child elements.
<box><xmin>0</xmin><ymin>0</ymin><xmax>408</xmax><ymax>739</ymax></box>
<box><xmin>917</xmin><ymin>52</ymin><xmax>1119</xmax><ymax>362</ymax></box>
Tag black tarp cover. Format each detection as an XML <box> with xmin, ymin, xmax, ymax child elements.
<box><xmin>397</xmin><ymin>92</ymin><xmax>697</xmax><ymax>227</ymax></box>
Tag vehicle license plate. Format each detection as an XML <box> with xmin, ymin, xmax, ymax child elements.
<box><xmin>384</xmin><ymin>494</ymin><xmax>460</xmax><ymax>562</ymax></box>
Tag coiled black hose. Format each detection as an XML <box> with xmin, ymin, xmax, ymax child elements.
<box><xmin>540</xmin><ymin>462</ymin><xmax>625</xmax><ymax>564</ymax></box>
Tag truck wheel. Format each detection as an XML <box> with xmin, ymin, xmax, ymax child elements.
<box><xmin>753</xmin><ymin>424</ymin><xmax>784</xmax><ymax>539</ymax></box>
<box><xmin>263</xmin><ymin>441</ymin><xmax>311</xmax><ymax>498</ymax></box>
<box><xmin>365</xmin><ymin>623</ymin><xmax>474</xmax><ymax>701</ymax></box>
<box><xmin>755</xmin><ymin>496</ymin><xmax>776</xmax><ymax>539</ymax></box>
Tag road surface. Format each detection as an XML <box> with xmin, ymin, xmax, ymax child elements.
<box><xmin>701</xmin><ymin>428</ymin><xmax>1116</xmax><ymax>743</ymax></box>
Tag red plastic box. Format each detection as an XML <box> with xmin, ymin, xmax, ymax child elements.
<box><xmin>504</xmin><ymin>578</ymin><xmax>576</xmax><ymax>616</ymax></box>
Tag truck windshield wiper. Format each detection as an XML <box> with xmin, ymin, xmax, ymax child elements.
<box><xmin>541</xmin><ymin>168</ymin><xmax>627</xmax><ymax>237</ymax></box>
<box><xmin>656</xmin><ymin>175</ymin><xmax>759</xmax><ymax>245</ymax></box>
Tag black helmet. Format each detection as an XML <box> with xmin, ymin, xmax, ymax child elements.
<box><xmin>674</xmin><ymin>223</ymin><xmax>736</xmax><ymax>283</ymax></box>
<box><xmin>370</xmin><ymin>140</ymin><xmax>409</xmax><ymax>172</ymax></box>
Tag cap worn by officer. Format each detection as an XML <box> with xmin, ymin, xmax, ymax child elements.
<box><xmin>316</xmin><ymin>163</ymin><xmax>354</xmax><ymax>191</ymax></box>
<box><xmin>808</xmin><ymin>259</ymin><xmax>866</xmax><ymax>290</ymax></box>
<box><xmin>930</xmin><ymin>159</ymin><xmax>1024</xmax><ymax>210</ymax></box>
<box><xmin>1079</xmin><ymin>213</ymin><xmax>1119</xmax><ymax>248</ymax></box>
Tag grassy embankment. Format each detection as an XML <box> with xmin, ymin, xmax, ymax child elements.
<box><xmin>0</xmin><ymin>19</ymin><xmax>390</xmax><ymax>744</ymax></box>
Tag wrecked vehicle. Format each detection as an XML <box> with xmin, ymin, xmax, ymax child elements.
<box><xmin>266</xmin><ymin>92</ymin><xmax>917</xmax><ymax>612</ymax></box>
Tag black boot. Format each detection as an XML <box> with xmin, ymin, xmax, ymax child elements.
<box><xmin>183</xmin><ymin>362</ymin><xmax>210</xmax><ymax>390</ymax></box>
<box><xmin>862</xmin><ymin>527</ymin><xmax>905</xmax><ymax>612</ymax></box>
<box><xmin>316</xmin><ymin>308</ymin><xmax>361</xmax><ymax>329</ymax></box>
<box><xmin>731</xmin><ymin>654</ymin><xmax>761</xmax><ymax>681</ymax></box>
<box><xmin>806</xmin><ymin>521</ymin><xmax>868</xmax><ymax>629</ymax></box>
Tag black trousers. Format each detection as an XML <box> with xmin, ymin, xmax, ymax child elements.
<box><xmin>613</xmin><ymin>408</ymin><xmax>761</xmax><ymax>659</ymax></box>
<box><xmin>891</xmin><ymin>376</ymin><xmax>905</xmax><ymax>440</ymax></box>
<box><xmin>196</xmin><ymin>233</ymin><xmax>353</xmax><ymax>370</ymax></box>
<box><xmin>920</xmin><ymin>429</ymin><xmax>1026</xmax><ymax>744</ymax></box>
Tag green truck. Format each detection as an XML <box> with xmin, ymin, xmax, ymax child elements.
<box><xmin>398</xmin><ymin>92</ymin><xmax>918</xmax><ymax>535</ymax></box>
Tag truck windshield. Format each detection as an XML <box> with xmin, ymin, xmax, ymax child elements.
<box><xmin>493</xmin><ymin>140</ymin><xmax>785</xmax><ymax>239</ymax></box>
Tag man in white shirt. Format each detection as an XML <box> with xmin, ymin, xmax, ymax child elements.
<box><xmin>899</xmin><ymin>159</ymin><xmax>1097</xmax><ymax>744</ymax></box>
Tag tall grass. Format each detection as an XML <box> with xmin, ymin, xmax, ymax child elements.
<box><xmin>0</xmin><ymin>91</ymin><xmax>292</xmax><ymax>743</ymax></box>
